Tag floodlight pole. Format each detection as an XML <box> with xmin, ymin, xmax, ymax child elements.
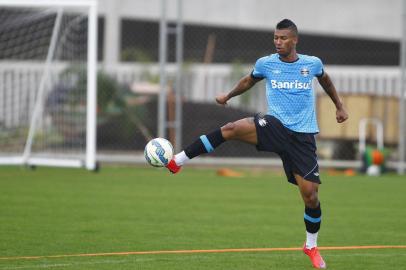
<box><xmin>174</xmin><ymin>0</ymin><xmax>183</xmax><ymax>152</ymax></box>
<box><xmin>86</xmin><ymin>1</ymin><xmax>98</xmax><ymax>171</ymax></box>
<box><xmin>399</xmin><ymin>0</ymin><xmax>406</xmax><ymax>175</ymax></box>
<box><xmin>158</xmin><ymin>0</ymin><xmax>168</xmax><ymax>138</ymax></box>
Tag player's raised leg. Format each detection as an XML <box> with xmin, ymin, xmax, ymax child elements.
<box><xmin>166</xmin><ymin>117</ymin><xmax>257</xmax><ymax>173</ymax></box>
<box><xmin>295</xmin><ymin>173</ymin><xmax>326</xmax><ymax>269</ymax></box>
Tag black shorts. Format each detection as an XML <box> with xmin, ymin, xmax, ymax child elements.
<box><xmin>254</xmin><ymin>114</ymin><xmax>321</xmax><ymax>185</ymax></box>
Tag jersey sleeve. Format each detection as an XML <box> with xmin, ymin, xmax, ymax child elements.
<box><xmin>251</xmin><ymin>57</ymin><xmax>267</xmax><ymax>79</ymax></box>
<box><xmin>313</xmin><ymin>57</ymin><xmax>324</xmax><ymax>77</ymax></box>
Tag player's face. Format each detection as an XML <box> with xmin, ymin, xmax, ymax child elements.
<box><xmin>274</xmin><ymin>29</ymin><xmax>298</xmax><ymax>56</ymax></box>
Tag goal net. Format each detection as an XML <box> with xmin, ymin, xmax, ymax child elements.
<box><xmin>0</xmin><ymin>0</ymin><xmax>97</xmax><ymax>170</ymax></box>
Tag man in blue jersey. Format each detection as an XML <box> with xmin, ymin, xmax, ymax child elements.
<box><xmin>166</xmin><ymin>19</ymin><xmax>348</xmax><ymax>269</ymax></box>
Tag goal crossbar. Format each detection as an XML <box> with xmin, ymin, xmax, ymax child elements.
<box><xmin>0</xmin><ymin>0</ymin><xmax>97</xmax><ymax>8</ymax></box>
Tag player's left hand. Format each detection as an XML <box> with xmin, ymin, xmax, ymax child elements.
<box><xmin>215</xmin><ymin>94</ymin><xmax>229</xmax><ymax>105</ymax></box>
<box><xmin>336</xmin><ymin>107</ymin><xmax>348</xmax><ymax>123</ymax></box>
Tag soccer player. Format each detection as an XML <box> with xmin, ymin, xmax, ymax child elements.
<box><xmin>166</xmin><ymin>19</ymin><xmax>348</xmax><ymax>269</ymax></box>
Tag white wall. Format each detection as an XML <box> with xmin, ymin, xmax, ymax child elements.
<box><xmin>98</xmin><ymin>0</ymin><xmax>402</xmax><ymax>40</ymax></box>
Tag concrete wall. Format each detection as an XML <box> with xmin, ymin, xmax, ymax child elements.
<box><xmin>98</xmin><ymin>0</ymin><xmax>402</xmax><ymax>40</ymax></box>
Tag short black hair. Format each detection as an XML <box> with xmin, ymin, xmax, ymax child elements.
<box><xmin>276</xmin><ymin>19</ymin><xmax>298</xmax><ymax>35</ymax></box>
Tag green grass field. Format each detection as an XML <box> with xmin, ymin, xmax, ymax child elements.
<box><xmin>0</xmin><ymin>165</ymin><xmax>405</xmax><ymax>269</ymax></box>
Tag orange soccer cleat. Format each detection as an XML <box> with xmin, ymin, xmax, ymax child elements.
<box><xmin>165</xmin><ymin>159</ymin><xmax>181</xmax><ymax>174</ymax></box>
<box><xmin>303</xmin><ymin>244</ymin><xmax>326</xmax><ymax>269</ymax></box>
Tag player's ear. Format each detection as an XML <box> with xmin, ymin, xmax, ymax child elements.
<box><xmin>293</xmin><ymin>35</ymin><xmax>298</xmax><ymax>45</ymax></box>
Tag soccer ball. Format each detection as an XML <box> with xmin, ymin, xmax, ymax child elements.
<box><xmin>144</xmin><ymin>138</ymin><xmax>174</xmax><ymax>167</ymax></box>
<box><xmin>366</xmin><ymin>165</ymin><xmax>381</xmax><ymax>176</ymax></box>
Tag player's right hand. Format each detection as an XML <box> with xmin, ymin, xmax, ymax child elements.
<box><xmin>215</xmin><ymin>94</ymin><xmax>229</xmax><ymax>105</ymax></box>
<box><xmin>336</xmin><ymin>107</ymin><xmax>348</xmax><ymax>123</ymax></box>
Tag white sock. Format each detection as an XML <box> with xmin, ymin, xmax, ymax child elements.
<box><xmin>174</xmin><ymin>151</ymin><xmax>189</xmax><ymax>166</ymax></box>
<box><xmin>305</xmin><ymin>232</ymin><xmax>318</xmax><ymax>249</ymax></box>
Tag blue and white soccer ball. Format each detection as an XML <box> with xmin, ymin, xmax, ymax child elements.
<box><xmin>144</xmin><ymin>138</ymin><xmax>174</xmax><ymax>167</ymax></box>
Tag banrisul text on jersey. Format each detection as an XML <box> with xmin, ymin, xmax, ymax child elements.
<box><xmin>270</xmin><ymin>79</ymin><xmax>312</xmax><ymax>90</ymax></box>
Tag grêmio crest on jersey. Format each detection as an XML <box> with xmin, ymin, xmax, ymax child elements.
<box><xmin>300</xmin><ymin>67</ymin><xmax>310</xmax><ymax>77</ymax></box>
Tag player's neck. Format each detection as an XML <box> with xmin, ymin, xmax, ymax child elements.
<box><xmin>278</xmin><ymin>51</ymin><xmax>298</xmax><ymax>63</ymax></box>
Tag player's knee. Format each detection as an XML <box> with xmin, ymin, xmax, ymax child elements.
<box><xmin>222</xmin><ymin>122</ymin><xmax>236</xmax><ymax>131</ymax></box>
<box><xmin>221</xmin><ymin>122</ymin><xmax>237</xmax><ymax>139</ymax></box>
<box><xmin>303</xmin><ymin>192</ymin><xmax>319</xmax><ymax>208</ymax></box>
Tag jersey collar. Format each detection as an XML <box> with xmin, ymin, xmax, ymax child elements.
<box><xmin>278</xmin><ymin>54</ymin><xmax>300</xmax><ymax>63</ymax></box>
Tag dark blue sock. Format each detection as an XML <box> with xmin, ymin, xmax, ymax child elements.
<box><xmin>184</xmin><ymin>129</ymin><xmax>225</xmax><ymax>159</ymax></box>
<box><xmin>304</xmin><ymin>204</ymin><xmax>321</xmax><ymax>233</ymax></box>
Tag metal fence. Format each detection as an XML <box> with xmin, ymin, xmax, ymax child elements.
<box><xmin>96</xmin><ymin>63</ymin><xmax>402</xmax><ymax>166</ymax></box>
<box><xmin>1</xmin><ymin>1</ymin><xmax>405</xmax><ymax>172</ymax></box>
<box><xmin>95</xmin><ymin>1</ymin><xmax>406</xmax><ymax>173</ymax></box>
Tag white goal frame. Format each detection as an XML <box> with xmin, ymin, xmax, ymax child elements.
<box><xmin>0</xmin><ymin>0</ymin><xmax>98</xmax><ymax>170</ymax></box>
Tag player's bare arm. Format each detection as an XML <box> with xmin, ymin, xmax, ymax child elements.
<box><xmin>317</xmin><ymin>72</ymin><xmax>349</xmax><ymax>123</ymax></box>
<box><xmin>216</xmin><ymin>74</ymin><xmax>261</xmax><ymax>105</ymax></box>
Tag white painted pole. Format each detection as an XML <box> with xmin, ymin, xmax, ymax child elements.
<box><xmin>158</xmin><ymin>0</ymin><xmax>168</xmax><ymax>138</ymax></box>
<box><xmin>399</xmin><ymin>0</ymin><xmax>406</xmax><ymax>174</ymax></box>
<box><xmin>103</xmin><ymin>0</ymin><xmax>119</xmax><ymax>68</ymax></box>
<box><xmin>86</xmin><ymin>1</ymin><xmax>98</xmax><ymax>171</ymax></box>
<box><xmin>174</xmin><ymin>0</ymin><xmax>183</xmax><ymax>152</ymax></box>
<box><xmin>359</xmin><ymin>118</ymin><xmax>384</xmax><ymax>154</ymax></box>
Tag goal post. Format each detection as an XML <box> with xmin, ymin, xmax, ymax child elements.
<box><xmin>0</xmin><ymin>0</ymin><xmax>98</xmax><ymax>170</ymax></box>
